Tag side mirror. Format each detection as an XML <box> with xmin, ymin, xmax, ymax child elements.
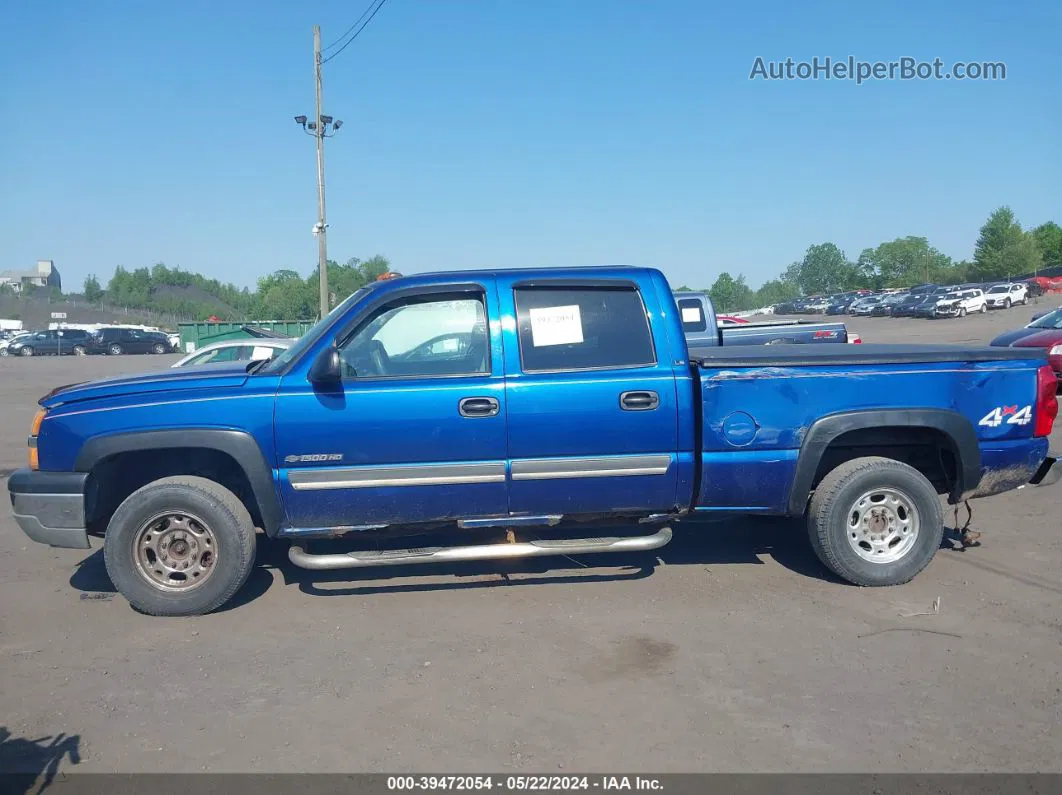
<box><xmin>309</xmin><ymin>343</ymin><xmax>342</xmax><ymax>383</ymax></box>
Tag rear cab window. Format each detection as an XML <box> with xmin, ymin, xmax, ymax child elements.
<box><xmin>512</xmin><ymin>286</ymin><xmax>656</xmax><ymax>372</ymax></box>
<box><xmin>676</xmin><ymin>297</ymin><xmax>707</xmax><ymax>333</ymax></box>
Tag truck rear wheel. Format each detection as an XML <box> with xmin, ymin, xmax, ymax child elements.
<box><xmin>104</xmin><ymin>476</ymin><xmax>257</xmax><ymax>616</ymax></box>
<box><xmin>807</xmin><ymin>457</ymin><xmax>943</xmax><ymax>586</ymax></box>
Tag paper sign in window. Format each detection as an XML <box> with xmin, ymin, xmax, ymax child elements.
<box><xmin>681</xmin><ymin>307</ymin><xmax>702</xmax><ymax>323</ymax></box>
<box><xmin>529</xmin><ymin>305</ymin><xmax>584</xmax><ymax>347</ymax></box>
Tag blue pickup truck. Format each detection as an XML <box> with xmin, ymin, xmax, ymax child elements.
<box><xmin>8</xmin><ymin>267</ymin><xmax>1060</xmax><ymax>616</ymax></box>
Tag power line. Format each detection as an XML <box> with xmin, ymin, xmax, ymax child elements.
<box><xmin>321</xmin><ymin>0</ymin><xmax>390</xmax><ymax>64</ymax></box>
<box><xmin>322</xmin><ymin>0</ymin><xmax>379</xmax><ymax>53</ymax></box>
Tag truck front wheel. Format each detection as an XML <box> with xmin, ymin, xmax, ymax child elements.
<box><xmin>807</xmin><ymin>457</ymin><xmax>943</xmax><ymax>586</ymax></box>
<box><xmin>104</xmin><ymin>476</ymin><xmax>257</xmax><ymax>616</ymax></box>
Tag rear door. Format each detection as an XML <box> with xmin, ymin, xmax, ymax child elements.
<box><xmin>499</xmin><ymin>277</ymin><xmax>680</xmax><ymax>517</ymax></box>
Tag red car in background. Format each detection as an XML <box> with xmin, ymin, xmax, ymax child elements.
<box><xmin>716</xmin><ymin>315</ymin><xmax>749</xmax><ymax>326</ymax></box>
<box><xmin>993</xmin><ymin>307</ymin><xmax>1062</xmax><ymax>382</ymax></box>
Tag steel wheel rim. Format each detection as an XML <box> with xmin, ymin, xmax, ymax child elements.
<box><xmin>74</xmin><ymin>346</ymin><xmax>86</xmax><ymax>356</ymax></box>
<box><xmin>132</xmin><ymin>511</ymin><xmax>219</xmax><ymax>592</ymax></box>
<box><xmin>845</xmin><ymin>487</ymin><xmax>920</xmax><ymax>564</ymax></box>
<box><xmin>110</xmin><ymin>345</ymin><xmax>121</xmax><ymax>355</ymax></box>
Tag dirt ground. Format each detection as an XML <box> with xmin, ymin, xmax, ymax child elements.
<box><xmin>1</xmin><ymin>302</ymin><xmax>1060</xmax><ymax>775</ymax></box>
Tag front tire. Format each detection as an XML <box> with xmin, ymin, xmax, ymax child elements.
<box><xmin>151</xmin><ymin>343</ymin><xmax>166</xmax><ymax>354</ymax></box>
<box><xmin>104</xmin><ymin>476</ymin><xmax>257</xmax><ymax>616</ymax></box>
<box><xmin>72</xmin><ymin>344</ymin><xmax>87</xmax><ymax>356</ymax></box>
<box><xmin>980</xmin><ymin>303</ymin><xmax>987</xmax><ymax>313</ymax></box>
<box><xmin>1004</xmin><ymin>298</ymin><xmax>1011</xmax><ymax>309</ymax></box>
<box><xmin>958</xmin><ymin>307</ymin><xmax>967</xmax><ymax>317</ymax></box>
<box><xmin>108</xmin><ymin>343</ymin><xmax>123</xmax><ymax>355</ymax></box>
<box><xmin>807</xmin><ymin>457</ymin><xmax>943</xmax><ymax>586</ymax></box>
<box><xmin>20</xmin><ymin>346</ymin><xmax>33</xmax><ymax>357</ymax></box>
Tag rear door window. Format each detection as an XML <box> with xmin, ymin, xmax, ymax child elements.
<box><xmin>513</xmin><ymin>286</ymin><xmax>656</xmax><ymax>372</ymax></box>
<box><xmin>676</xmin><ymin>297</ymin><xmax>708</xmax><ymax>333</ymax></box>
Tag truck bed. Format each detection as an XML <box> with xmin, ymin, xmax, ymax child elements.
<box><xmin>690</xmin><ymin>342</ymin><xmax>1050</xmax><ymax>516</ymax></box>
<box><xmin>689</xmin><ymin>342</ymin><xmax>1046</xmax><ymax>368</ymax></box>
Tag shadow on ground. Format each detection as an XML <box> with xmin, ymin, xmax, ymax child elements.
<box><xmin>0</xmin><ymin>727</ymin><xmax>81</xmax><ymax>795</ymax></box>
<box><xmin>70</xmin><ymin>516</ymin><xmax>1007</xmax><ymax>609</ymax></box>
<box><xmin>72</xmin><ymin>515</ymin><xmax>855</xmax><ymax>608</ymax></box>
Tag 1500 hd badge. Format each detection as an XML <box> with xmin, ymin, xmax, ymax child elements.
<box><xmin>284</xmin><ymin>454</ymin><xmax>344</xmax><ymax>463</ymax></box>
<box><xmin>978</xmin><ymin>405</ymin><xmax>1032</xmax><ymax>427</ymax></box>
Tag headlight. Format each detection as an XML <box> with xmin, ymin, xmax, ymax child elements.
<box><xmin>1050</xmin><ymin>344</ymin><xmax>1062</xmax><ymax>356</ymax></box>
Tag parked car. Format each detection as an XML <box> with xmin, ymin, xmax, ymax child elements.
<box><xmin>172</xmin><ymin>339</ymin><xmax>294</xmax><ymax>368</ymax></box>
<box><xmin>716</xmin><ymin>315</ymin><xmax>749</xmax><ymax>326</ymax></box>
<box><xmin>892</xmin><ymin>293</ymin><xmax>932</xmax><ymax>317</ymax></box>
<box><xmin>674</xmin><ymin>293</ymin><xmax>851</xmax><ymax>345</ymax></box>
<box><xmin>871</xmin><ymin>293</ymin><xmax>909</xmax><ymax>316</ymax></box>
<box><xmin>984</xmin><ymin>282</ymin><xmax>1029</xmax><ymax>309</ymax></box>
<box><xmin>825</xmin><ymin>297</ymin><xmax>853</xmax><ymax>315</ymax></box>
<box><xmin>9</xmin><ymin>266</ymin><xmax>1059</xmax><ymax>616</ymax></box>
<box><xmin>0</xmin><ymin>331</ymin><xmax>34</xmax><ymax>356</ymax></box>
<box><xmin>803</xmin><ymin>296</ymin><xmax>831</xmax><ymax>314</ymax></box>
<box><xmin>3</xmin><ymin>329</ymin><xmax>94</xmax><ymax>357</ymax></box>
<box><xmin>935</xmin><ymin>288</ymin><xmax>988</xmax><ymax>318</ymax></box>
<box><xmin>89</xmin><ymin>327</ymin><xmax>176</xmax><ymax>356</ymax></box>
<box><xmin>850</xmin><ymin>296</ymin><xmax>882</xmax><ymax>316</ymax></box>
<box><xmin>1026</xmin><ymin>280</ymin><xmax>1046</xmax><ymax>299</ymax></box>
<box><xmin>990</xmin><ymin>307</ymin><xmax>1062</xmax><ymax>347</ymax></box>
<box><xmin>991</xmin><ymin>308</ymin><xmax>1062</xmax><ymax>379</ymax></box>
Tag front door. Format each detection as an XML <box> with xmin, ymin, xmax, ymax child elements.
<box><xmin>274</xmin><ymin>282</ymin><xmax>509</xmax><ymax>530</ymax></box>
<box><xmin>498</xmin><ymin>278</ymin><xmax>680</xmax><ymax>518</ymax></box>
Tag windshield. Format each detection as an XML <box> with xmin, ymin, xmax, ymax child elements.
<box><xmin>258</xmin><ymin>288</ymin><xmax>368</xmax><ymax>374</ymax></box>
<box><xmin>987</xmin><ymin>285</ymin><xmax>1008</xmax><ymax>294</ymax></box>
<box><xmin>1029</xmin><ymin>308</ymin><xmax>1062</xmax><ymax>330</ymax></box>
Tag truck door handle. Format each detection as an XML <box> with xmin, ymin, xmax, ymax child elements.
<box><xmin>459</xmin><ymin>397</ymin><xmax>500</xmax><ymax>418</ymax></box>
<box><xmin>620</xmin><ymin>391</ymin><xmax>659</xmax><ymax>411</ymax></box>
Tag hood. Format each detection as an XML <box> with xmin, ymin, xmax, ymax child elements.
<box><xmin>1011</xmin><ymin>330</ymin><xmax>1062</xmax><ymax>351</ymax></box>
<box><xmin>39</xmin><ymin>361</ymin><xmax>251</xmax><ymax>408</ymax></box>
<box><xmin>990</xmin><ymin>327</ymin><xmax>1047</xmax><ymax>347</ymax></box>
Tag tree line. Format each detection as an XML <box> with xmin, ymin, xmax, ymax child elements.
<box><xmin>77</xmin><ymin>206</ymin><xmax>1062</xmax><ymax>319</ymax></box>
<box><xmin>82</xmin><ymin>256</ymin><xmax>393</xmax><ymax>321</ymax></box>
<box><xmin>678</xmin><ymin>207</ymin><xmax>1062</xmax><ymax>313</ymax></box>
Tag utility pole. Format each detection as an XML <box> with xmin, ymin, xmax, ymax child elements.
<box><xmin>294</xmin><ymin>26</ymin><xmax>343</xmax><ymax>320</ymax></box>
<box><xmin>313</xmin><ymin>25</ymin><xmax>329</xmax><ymax>320</ymax></box>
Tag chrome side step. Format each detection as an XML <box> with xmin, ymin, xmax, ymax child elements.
<box><xmin>287</xmin><ymin>526</ymin><xmax>673</xmax><ymax>571</ymax></box>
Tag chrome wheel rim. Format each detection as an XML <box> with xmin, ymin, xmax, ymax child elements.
<box><xmin>132</xmin><ymin>512</ymin><xmax>219</xmax><ymax>592</ymax></box>
<box><xmin>846</xmin><ymin>488</ymin><xmax>920</xmax><ymax>564</ymax></box>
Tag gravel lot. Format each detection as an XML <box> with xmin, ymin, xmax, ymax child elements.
<box><xmin>2</xmin><ymin>303</ymin><xmax>1060</xmax><ymax>775</ymax></box>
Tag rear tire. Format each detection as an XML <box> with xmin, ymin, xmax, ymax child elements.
<box><xmin>109</xmin><ymin>343</ymin><xmax>123</xmax><ymax>355</ymax></box>
<box><xmin>104</xmin><ymin>476</ymin><xmax>257</xmax><ymax>616</ymax></box>
<box><xmin>807</xmin><ymin>457</ymin><xmax>943</xmax><ymax>587</ymax></box>
<box><xmin>72</xmin><ymin>345</ymin><xmax>87</xmax><ymax>356</ymax></box>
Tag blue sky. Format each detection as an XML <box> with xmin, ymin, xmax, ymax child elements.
<box><xmin>1</xmin><ymin>0</ymin><xmax>1059</xmax><ymax>292</ymax></box>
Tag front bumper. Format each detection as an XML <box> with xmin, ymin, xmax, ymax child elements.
<box><xmin>7</xmin><ymin>469</ymin><xmax>90</xmax><ymax>549</ymax></box>
<box><xmin>1031</xmin><ymin>453</ymin><xmax>1061</xmax><ymax>487</ymax></box>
